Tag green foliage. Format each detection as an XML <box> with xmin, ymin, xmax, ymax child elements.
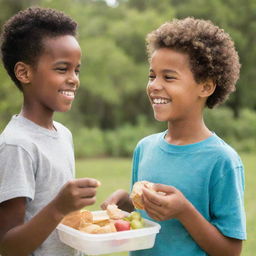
<box><xmin>71</xmin><ymin>108</ymin><xmax>256</xmax><ymax>158</ymax></box>
<box><xmin>0</xmin><ymin>0</ymin><xmax>255</xmax><ymax>155</ymax></box>
<box><xmin>74</xmin><ymin>127</ymin><xmax>106</xmax><ymax>158</ymax></box>
<box><xmin>205</xmin><ymin>108</ymin><xmax>256</xmax><ymax>152</ymax></box>
<box><xmin>72</xmin><ymin>116</ymin><xmax>158</xmax><ymax>157</ymax></box>
<box><xmin>104</xmin><ymin>117</ymin><xmax>158</xmax><ymax>156</ymax></box>
<box><xmin>0</xmin><ymin>65</ymin><xmax>21</xmax><ymax>131</ymax></box>
<box><xmin>171</xmin><ymin>0</ymin><xmax>256</xmax><ymax>115</ymax></box>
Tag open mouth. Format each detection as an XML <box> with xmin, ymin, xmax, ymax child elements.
<box><xmin>59</xmin><ymin>90</ymin><xmax>75</xmax><ymax>98</ymax></box>
<box><xmin>151</xmin><ymin>97</ymin><xmax>171</xmax><ymax>104</ymax></box>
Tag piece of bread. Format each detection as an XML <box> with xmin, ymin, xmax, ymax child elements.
<box><xmin>61</xmin><ymin>210</ymin><xmax>93</xmax><ymax>229</ymax></box>
<box><xmin>79</xmin><ymin>220</ymin><xmax>117</xmax><ymax>234</ymax></box>
<box><xmin>79</xmin><ymin>223</ymin><xmax>101</xmax><ymax>234</ymax></box>
<box><xmin>81</xmin><ymin>210</ymin><xmax>94</xmax><ymax>223</ymax></box>
<box><xmin>61</xmin><ymin>208</ymin><xmax>121</xmax><ymax>234</ymax></box>
<box><xmin>130</xmin><ymin>181</ymin><xmax>155</xmax><ymax>209</ymax></box>
<box><xmin>92</xmin><ymin>210</ymin><xmax>110</xmax><ymax>223</ymax></box>
<box><xmin>94</xmin><ymin>222</ymin><xmax>117</xmax><ymax>234</ymax></box>
<box><xmin>106</xmin><ymin>204</ymin><xmax>126</xmax><ymax>220</ymax></box>
<box><xmin>61</xmin><ymin>211</ymin><xmax>81</xmax><ymax>229</ymax></box>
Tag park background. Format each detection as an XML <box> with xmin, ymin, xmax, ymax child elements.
<box><xmin>0</xmin><ymin>0</ymin><xmax>255</xmax><ymax>255</ymax></box>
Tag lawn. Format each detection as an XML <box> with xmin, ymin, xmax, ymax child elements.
<box><xmin>76</xmin><ymin>153</ymin><xmax>255</xmax><ymax>256</ymax></box>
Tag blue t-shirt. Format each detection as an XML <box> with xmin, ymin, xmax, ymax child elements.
<box><xmin>130</xmin><ymin>132</ymin><xmax>246</xmax><ymax>256</ymax></box>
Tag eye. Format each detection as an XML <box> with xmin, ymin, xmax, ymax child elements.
<box><xmin>55</xmin><ymin>67</ymin><xmax>67</xmax><ymax>73</ymax></box>
<box><xmin>75</xmin><ymin>69</ymin><xmax>80</xmax><ymax>75</ymax></box>
<box><xmin>165</xmin><ymin>75</ymin><xmax>176</xmax><ymax>81</ymax></box>
<box><xmin>148</xmin><ymin>74</ymin><xmax>156</xmax><ymax>81</ymax></box>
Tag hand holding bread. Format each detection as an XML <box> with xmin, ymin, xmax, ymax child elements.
<box><xmin>137</xmin><ymin>182</ymin><xmax>189</xmax><ymax>222</ymax></box>
<box><xmin>53</xmin><ymin>178</ymin><xmax>101</xmax><ymax>216</ymax></box>
<box><xmin>130</xmin><ymin>181</ymin><xmax>166</xmax><ymax>210</ymax></box>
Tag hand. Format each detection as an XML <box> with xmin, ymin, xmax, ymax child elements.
<box><xmin>142</xmin><ymin>183</ymin><xmax>190</xmax><ymax>221</ymax></box>
<box><xmin>100</xmin><ymin>189</ymin><xmax>134</xmax><ymax>212</ymax></box>
<box><xmin>52</xmin><ymin>178</ymin><xmax>101</xmax><ymax>216</ymax></box>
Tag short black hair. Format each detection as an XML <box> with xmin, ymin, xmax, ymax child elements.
<box><xmin>0</xmin><ymin>7</ymin><xmax>78</xmax><ymax>90</ymax></box>
<box><xmin>146</xmin><ymin>17</ymin><xmax>240</xmax><ymax>108</ymax></box>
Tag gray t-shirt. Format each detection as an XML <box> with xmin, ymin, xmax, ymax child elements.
<box><xmin>0</xmin><ymin>115</ymin><xmax>79</xmax><ymax>256</ymax></box>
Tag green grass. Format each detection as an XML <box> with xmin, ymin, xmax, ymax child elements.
<box><xmin>240</xmin><ymin>153</ymin><xmax>256</xmax><ymax>256</ymax></box>
<box><xmin>76</xmin><ymin>153</ymin><xmax>255</xmax><ymax>256</ymax></box>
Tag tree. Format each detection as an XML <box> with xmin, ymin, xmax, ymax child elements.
<box><xmin>170</xmin><ymin>0</ymin><xmax>256</xmax><ymax>117</ymax></box>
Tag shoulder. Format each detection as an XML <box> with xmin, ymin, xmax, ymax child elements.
<box><xmin>0</xmin><ymin>123</ymin><xmax>35</xmax><ymax>167</ymax></box>
<box><xmin>54</xmin><ymin>121</ymin><xmax>72</xmax><ymax>138</ymax></box>
<box><xmin>0</xmin><ymin>117</ymin><xmax>32</xmax><ymax>150</ymax></box>
<box><xmin>207</xmin><ymin>135</ymin><xmax>244</xmax><ymax>186</ymax></box>
<box><xmin>136</xmin><ymin>131</ymin><xmax>165</xmax><ymax>148</ymax></box>
<box><xmin>209</xmin><ymin>134</ymin><xmax>242</xmax><ymax>167</ymax></box>
<box><xmin>133</xmin><ymin>132</ymin><xmax>165</xmax><ymax>157</ymax></box>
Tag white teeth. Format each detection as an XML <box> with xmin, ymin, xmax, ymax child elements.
<box><xmin>60</xmin><ymin>91</ymin><xmax>75</xmax><ymax>97</ymax></box>
<box><xmin>152</xmin><ymin>98</ymin><xmax>170</xmax><ymax>104</ymax></box>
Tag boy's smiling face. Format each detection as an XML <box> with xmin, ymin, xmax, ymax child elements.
<box><xmin>23</xmin><ymin>35</ymin><xmax>81</xmax><ymax>115</ymax></box>
<box><xmin>147</xmin><ymin>47</ymin><xmax>206</xmax><ymax>123</ymax></box>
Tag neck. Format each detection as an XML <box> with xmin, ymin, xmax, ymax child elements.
<box><xmin>20</xmin><ymin>105</ymin><xmax>55</xmax><ymax>131</ymax></box>
<box><xmin>166</xmin><ymin>118</ymin><xmax>212</xmax><ymax>145</ymax></box>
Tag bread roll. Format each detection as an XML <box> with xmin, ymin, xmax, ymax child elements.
<box><xmin>130</xmin><ymin>181</ymin><xmax>155</xmax><ymax>209</ymax></box>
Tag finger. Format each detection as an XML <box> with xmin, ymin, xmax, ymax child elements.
<box><xmin>147</xmin><ymin>212</ymin><xmax>162</xmax><ymax>221</ymax></box>
<box><xmin>145</xmin><ymin>205</ymin><xmax>162</xmax><ymax>221</ymax></box>
<box><xmin>100</xmin><ymin>201</ymin><xmax>114</xmax><ymax>210</ymax></box>
<box><xmin>153</xmin><ymin>183</ymin><xmax>176</xmax><ymax>194</ymax></box>
<box><xmin>80</xmin><ymin>197</ymin><xmax>96</xmax><ymax>207</ymax></box>
<box><xmin>76</xmin><ymin>178</ymin><xmax>101</xmax><ymax>188</ymax></box>
<box><xmin>100</xmin><ymin>202</ymin><xmax>108</xmax><ymax>210</ymax></box>
<box><xmin>143</xmin><ymin>195</ymin><xmax>162</xmax><ymax>215</ymax></box>
<box><xmin>79</xmin><ymin>187</ymin><xmax>97</xmax><ymax>198</ymax></box>
<box><xmin>100</xmin><ymin>200</ymin><xmax>111</xmax><ymax>210</ymax></box>
<box><xmin>142</xmin><ymin>187</ymin><xmax>162</xmax><ymax>207</ymax></box>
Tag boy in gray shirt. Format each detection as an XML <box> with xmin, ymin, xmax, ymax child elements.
<box><xmin>0</xmin><ymin>7</ymin><xmax>100</xmax><ymax>256</ymax></box>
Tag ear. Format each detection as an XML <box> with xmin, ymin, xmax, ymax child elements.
<box><xmin>199</xmin><ymin>80</ymin><xmax>216</xmax><ymax>98</ymax></box>
<box><xmin>14</xmin><ymin>62</ymin><xmax>32</xmax><ymax>85</ymax></box>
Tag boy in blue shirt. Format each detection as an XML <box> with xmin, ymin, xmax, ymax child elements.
<box><xmin>101</xmin><ymin>17</ymin><xmax>246</xmax><ymax>255</ymax></box>
<box><xmin>0</xmin><ymin>7</ymin><xmax>100</xmax><ymax>256</ymax></box>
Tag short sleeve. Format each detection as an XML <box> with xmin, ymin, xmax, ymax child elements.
<box><xmin>0</xmin><ymin>144</ymin><xmax>36</xmax><ymax>203</ymax></box>
<box><xmin>210</xmin><ymin>158</ymin><xmax>246</xmax><ymax>240</ymax></box>
<box><xmin>130</xmin><ymin>144</ymin><xmax>141</xmax><ymax>192</ymax></box>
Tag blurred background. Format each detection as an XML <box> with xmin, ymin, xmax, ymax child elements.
<box><xmin>0</xmin><ymin>0</ymin><xmax>255</xmax><ymax>255</ymax></box>
<box><xmin>0</xmin><ymin>0</ymin><xmax>256</xmax><ymax>157</ymax></box>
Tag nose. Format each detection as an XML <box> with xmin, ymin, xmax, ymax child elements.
<box><xmin>67</xmin><ymin>71</ymin><xmax>80</xmax><ymax>88</ymax></box>
<box><xmin>147</xmin><ymin>78</ymin><xmax>163</xmax><ymax>91</ymax></box>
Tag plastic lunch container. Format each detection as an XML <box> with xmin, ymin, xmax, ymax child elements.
<box><xmin>57</xmin><ymin>211</ymin><xmax>161</xmax><ymax>255</ymax></box>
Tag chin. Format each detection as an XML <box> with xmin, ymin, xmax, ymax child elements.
<box><xmin>57</xmin><ymin>106</ymin><xmax>72</xmax><ymax>113</ymax></box>
<box><xmin>154</xmin><ymin>114</ymin><xmax>169</xmax><ymax>122</ymax></box>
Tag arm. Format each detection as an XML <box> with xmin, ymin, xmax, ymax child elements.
<box><xmin>101</xmin><ymin>189</ymin><xmax>134</xmax><ymax>213</ymax></box>
<box><xmin>0</xmin><ymin>178</ymin><xmax>100</xmax><ymax>256</ymax></box>
<box><xmin>178</xmin><ymin>201</ymin><xmax>242</xmax><ymax>256</ymax></box>
<box><xmin>142</xmin><ymin>184</ymin><xmax>242</xmax><ymax>256</ymax></box>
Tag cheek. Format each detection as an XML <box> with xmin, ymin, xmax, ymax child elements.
<box><xmin>146</xmin><ymin>84</ymin><xmax>150</xmax><ymax>96</ymax></box>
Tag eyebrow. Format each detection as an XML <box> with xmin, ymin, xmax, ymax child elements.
<box><xmin>149</xmin><ymin>68</ymin><xmax>178</xmax><ymax>74</ymax></box>
<box><xmin>54</xmin><ymin>61</ymin><xmax>81</xmax><ymax>67</ymax></box>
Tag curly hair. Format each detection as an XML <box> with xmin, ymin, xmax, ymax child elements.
<box><xmin>146</xmin><ymin>17</ymin><xmax>240</xmax><ymax>108</ymax></box>
<box><xmin>0</xmin><ymin>7</ymin><xmax>77</xmax><ymax>91</ymax></box>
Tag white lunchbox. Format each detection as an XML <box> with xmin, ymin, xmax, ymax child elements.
<box><xmin>57</xmin><ymin>211</ymin><xmax>161</xmax><ymax>255</ymax></box>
